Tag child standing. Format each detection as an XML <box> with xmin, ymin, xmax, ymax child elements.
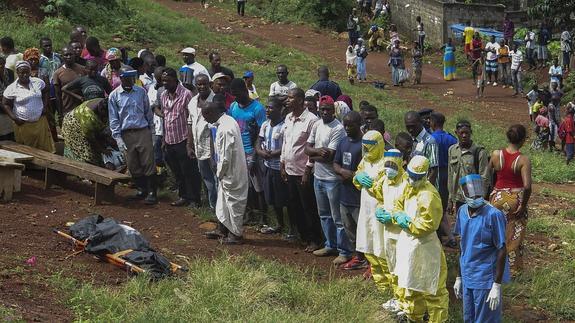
<box><xmin>559</xmin><ymin>108</ymin><xmax>575</xmax><ymax>164</ymax></box>
<box><xmin>346</xmin><ymin>45</ymin><xmax>357</xmax><ymax>85</ymax></box>
<box><xmin>475</xmin><ymin>55</ymin><xmax>487</xmax><ymax>99</ymax></box>
<box><xmin>526</xmin><ymin>85</ymin><xmax>539</xmax><ymax>122</ymax></box>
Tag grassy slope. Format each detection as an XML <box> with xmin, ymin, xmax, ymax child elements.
<box><xmin>2</xmin><ymin>0</ymin><xmax>574</xmax><ymax>321</ymax></box>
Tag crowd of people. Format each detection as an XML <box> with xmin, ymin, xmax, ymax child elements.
<box><xmin>0</xmin><ymin>20</ymin><xmax>541</xmax><ymax>321</ymax></box>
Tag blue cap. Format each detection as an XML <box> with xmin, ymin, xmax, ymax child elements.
<box><xmin>243</xmin><ymin>71</ymin><xmax>254</xmax><ymax>78</ymax></box>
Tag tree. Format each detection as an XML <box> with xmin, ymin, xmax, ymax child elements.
<box><xmin>527</xmin><ymin>0</ymin><xmax>575</xmax><ymax>30</ymax></box>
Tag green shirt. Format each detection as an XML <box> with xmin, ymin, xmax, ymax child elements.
<box><xmin>448</xmin><ymin>142</ymin><xmax>491</xmax><ymax>204</ymax></box>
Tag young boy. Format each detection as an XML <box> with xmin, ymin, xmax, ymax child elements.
<box><xmin>526</xmin><ymin>85</ymin><xmax>539</xmax><ymax>122</ymax></box>
<box><xmin>255</xmin><ymin>97</ymin><xmax>289</xmax><ymax>234</ymax></box>
<box><xmin>333</xmin><ymin>111</ymin><xmax>366</xmax><ymax>270</ymax></box>
<box><xmin>475</xmin><ymin>55</ymin><xmax>487</xmax><ymax>99</ymax></box>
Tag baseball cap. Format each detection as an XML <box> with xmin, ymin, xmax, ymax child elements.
<box><xmin>243</xmin><ymin>71</ymin><xmax>254</xmax><ymax>78</ymax></box>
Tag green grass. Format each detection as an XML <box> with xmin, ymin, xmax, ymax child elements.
<box><xmin>50</xmin><ymin>252</ymin><xmax>390</xmax><ymax>322</ymax></box>
<box><xmin>0</xmin><ymin>305</ymin><xmax>23</xmax><ymax>322</ymax></box>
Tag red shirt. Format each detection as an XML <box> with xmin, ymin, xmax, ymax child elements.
<box><xmin>161</xmin><ymin>84</ymin><xmax>193</xmax><ymax>145</ymax></box>
<box><xmin>561</xmin><ymin>115</ymin><xmax>575</xmax><ymax>144</ymax></box>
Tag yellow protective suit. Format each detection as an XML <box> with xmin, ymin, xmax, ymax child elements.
<box><xmin>368</xmin><ymin>27</ymin><xmax>386</xmax><ymax>50</ymax></box>
<box><xmin>393</xmin><ymin>156</ymin><xmax>449</xmax><ymax>323</ymax></box>
<box><xmin>353</xmin><ymin>131</ymin><xmax>387</xmax><ymax>291</ymax></box>
<box><xmin>369</xmin><ymin>150</ymin><xmax>408</xmax><ymax>306</ymax></box>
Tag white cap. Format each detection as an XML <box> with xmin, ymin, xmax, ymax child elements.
<box><xmin>212</xmin><ymin>72</ymin><xmax>230</xmax><ymax>81</ymax></box>
<box><xmin>181</xmin><ymin>47</ymin><xmax>196</xmax><ymax>55</ymax></box>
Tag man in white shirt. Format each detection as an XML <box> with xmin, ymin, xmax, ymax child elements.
<box><xmin>180</xmin><ymin>47</ymin><xmax>211</xmax><ymax>86</ymax></box>
<box><xmin>187</xmin><ymin>74</ymin><xmax>217</xmax><ymax>209</ymax></box>
<box><xmin>524</xmin><ymin>29</ymin><xmax>536</xmax><ymax>70</ymax></box>
<box><xmin>484</xmin><ymin>35</ymin><xmax>500</xmax><ymax>86</ymax></box>
<box><xmin>269</xmin><ymin>64</ymin><xmax>297</xmax><ymax>99</ymax></box>
<box><xmin>510</xmin><ymin>43</ymin><xmax>524</xmax><ymax>96</ymax></box>
<box><xmin>305</xmin><ymin>95</ymin><xmax>352</xmax><ymax>265</ymax></box>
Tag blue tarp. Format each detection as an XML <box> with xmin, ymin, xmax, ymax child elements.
<box><xmin>449</xmin><ymin>23</ymin><xmax>523</xmax><ymax>45</ymax></box>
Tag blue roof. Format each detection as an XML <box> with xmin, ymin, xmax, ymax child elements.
<box><xmin>449</xmin><ymin>23</ymin><xmax>523</xmax><ymax>45</ymax></box>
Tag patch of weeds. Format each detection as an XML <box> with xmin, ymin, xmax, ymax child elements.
<box><xmin>0</xmin><ymin>305</ymin><xmax>23</xmax><ymax>322</ymax></box>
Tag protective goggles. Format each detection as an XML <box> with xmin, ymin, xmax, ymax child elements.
<box><xmin>407</xmin><ymin>168</ymin><xmax>426</xmax><ymax>181</ymax></box>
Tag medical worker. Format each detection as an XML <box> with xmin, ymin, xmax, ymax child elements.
<box><xmin>370</xmin><ymin>149</ymin><xmax>408</xmax><ymax>313</ymax></box>
<box><xmin>392</xmin><ymin>155</ymin><xmax>449</xmax><ymax>323</ymax></box>
<box><xmin>353</xmin><ymin>131</ymin><xmax>386</xmax><ymax>280</ymax></box>
<box><xmin>454</xmin><ymin>174</ymin><xmax>510</xmax><ymax>323</ymax></box>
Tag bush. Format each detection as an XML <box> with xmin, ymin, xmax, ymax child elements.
<box><xmin>233</xmin><ymin>0</ymin><xmax>354</xmax><ymax>32</ymax></box>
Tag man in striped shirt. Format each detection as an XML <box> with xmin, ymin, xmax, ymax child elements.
<box><xmin>160</xmin><ymin>68</ymin><xmax>202</xmax><ymax>207</ymax></box>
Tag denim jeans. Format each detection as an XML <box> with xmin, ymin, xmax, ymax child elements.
<box><xmin>314</xmin><ymin>178</ymin><xmax>352</xmax><ymax>257</ymax></box>
<box><xmin>512</xmin><ymin>69</ymin><xmax>522</xmax><ymax>94</ymax></box>
<box><xmin>198</xmin><ymin>158</ymin><xmax>218</xmax><ymax>209</ymax></box>
<box><xmin>357</xmin><ymin>57</ymin><xmax>367</xmax><ymax>80</ymax></box>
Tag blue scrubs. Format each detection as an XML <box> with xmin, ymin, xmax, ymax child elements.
<box><xmin>454</xmin><ymin>203</ymin><xmax>511</xmax><ymax>323</ymax></box>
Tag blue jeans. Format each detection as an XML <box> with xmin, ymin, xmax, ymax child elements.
<box><xmin>152</xmin><ymin>134</ymin><xmax>164</xmax><ymax>166</ymax></box>
<box><xmin>314</xmin><ymin>178</ymin><xmax>352</xmax><ymax>257</ymax></box>
<box><xmin>198</xmin><ymin>159</ymin><xmax>218</xmax><ymax>209</ymax></box>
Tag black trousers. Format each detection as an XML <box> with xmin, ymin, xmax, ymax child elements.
<box><xmin>287</xmin><ymin>174</ymin><xmax>323</xmax><ymax>244</ymax></box>
<box><xmin>165</xmin><ymin>140</ymin><xmax>202</xmax><ymax>204</ymax></box>
<box><xmin>237</xmin><ymin>1</ymin><xmax>245</xmax><ymax>16</ymax></box>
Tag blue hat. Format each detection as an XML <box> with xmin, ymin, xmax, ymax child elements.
<box><xmin>119</xmin><ymin>69</ymin><xmax>137</xmax><ymax>78</ymax></box>
<box><xmin>243</xmin><ymin>71</ymin><xmax>254</xmax><ymax>78</ymax></box>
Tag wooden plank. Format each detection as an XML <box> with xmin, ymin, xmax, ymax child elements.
<box><xmin>0</xmin><ymin>167</ymin><xmax>15</xmax><ymax>201</ymax></box>
<box><xmin>0</xmin><ymin>161</ymin><xmax>25</xmax><ymax>170</ymax></box>
<box><xmin>0</xmin><ymin>149</ymin><xmax>33</xmax><ymax>162</ymax></box>
<box><xmin>0</xmin><ymin>141</ymin><xmax>130</xmax><ymax>186</ymax></box>
<box><xmin>94</xmin><ymin>182</ymin><xmax>115</xmax><ymax>205</ymax></box>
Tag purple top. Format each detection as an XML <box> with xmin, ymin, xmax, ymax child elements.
<box><xmin>503</xmin><ymin>19</ymin><xmax>514</xmax><ymax>39</ymax></box>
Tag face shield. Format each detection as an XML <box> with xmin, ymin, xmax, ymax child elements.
<box><xmin>383</xmin><ymin>149</ymin><xmax>402</xmax><ymax>179</ymax></box>
<box><xmin>406</xmin><ymin>155</ymin><xmax>429</xmax><ymax>188</ymax></box>
<box><xmin>459</xmin><ymin>174</ymin><xmax>486</xmax><ymax>209</ymax></box>
<box><xmin>362</xmin><ymin>130</ymin><xmax>384</xmax><ymax>163</ymax></box>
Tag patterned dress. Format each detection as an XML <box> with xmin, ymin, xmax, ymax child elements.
<box><xmin>62</xmin><ymin>99</ymin><xmax>106</xmax><ymax>166</ymax></box>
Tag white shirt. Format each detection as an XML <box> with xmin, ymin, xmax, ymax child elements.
<box><xmin>549</xmin><ymin>65</ymin><xmax>563</xmax><ymax>84</ymax></box>
<box><xmin>561</xmin><ymin>31</ymin><xmax>572</xmax><ymax>52</ymax></box>
<box><xmin>139</xmin><ymin>73</ymin><xmax>155</xmax><ymax>92</ymax></box>
<box><xmin>525</xmin><ymin>31</ymin><xmax>535</xmax><ymax>49</ymax></box>
<box><xmin>510</xmin><ymin>49</ymin><xmax>523</xmax><ymax>70</ymax></box>
<box><xmin>187</xmin><ymin>91</ymin><xmax>215</xmax><ymax>160</ymax></box>
<box><xmin>3</xmin><ymin>78</ymin><xmax>45</xmax><ymax>122</ymax></box>
<box><xmin>485</xmin><ymin>42</ymin><xmax>500</xmax><ymax>61</ymax></box>
<box><xmin>346</xmin><ymin>47</ymin><xmax>357</xmax><ymax>65</ymax></box>
<box><xmin>181</xmin><ymin>62</ymin><xmax>211</xmax><ymax>84</ymax></box>
<box><xmin>147</xmin><ymin>84</ymin><xmax>164</xmax><ymax>136</ymax></box>
<box><xmin>307</xmin><ymin>118</ymin><xmax>346</xmax><ymax>181</ymax></box>
<box><xmin>4</xmin><ymin>53</ymin><xmax>23</xmax><ymax>72</ymax></box>
<box><xmin>269</xmin><ymin>80</ymin><xmax>297</xmax><ymax>97</ymax></box>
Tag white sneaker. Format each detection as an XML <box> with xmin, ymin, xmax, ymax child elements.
<box><xmin>487</xmin><ymin>81</ymin><xmax>491</xmax><ymax>85</ymax></box>
<box><xmin>493</xmin><ymin>82</ymin><xmax>498</xmax><ymax>86</ymax></box>
<box><xmin>502</xmin><ymin>85</ymin><xmax>506</xmax><ymax>88</ymax></box>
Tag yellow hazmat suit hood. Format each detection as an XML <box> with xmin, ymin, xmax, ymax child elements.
<box><xmin>362</xmin><ymin>130</ymin><xmax>385</xmax><ymax>163</ymax></box>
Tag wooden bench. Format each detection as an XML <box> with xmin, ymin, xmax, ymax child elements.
<box><xmin>0</xmin><ymin>149</ymin><xmax>33</xmax><ymax>193</ymax></box>
<box><xmin>0</xmin><ymin>161</ymin><xmax>25</xmax><ymax>202</ymax></box>
<box><xmin>0</xmin><ymin>141</ymin><xmax>131</xmax><ymax>205</ymax></box>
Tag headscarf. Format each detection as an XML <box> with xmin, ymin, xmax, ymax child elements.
<box><xmin>23</xmin><ymin>48</ymin><xmax>40</xmax><ymax>63</ymax></box>
<box><xmin>337</xmin><ymin>95</ymin><xmax>353</xmax><ymax>110</ymax></box>
<box><xmin>15</xmin><ymin>60</ymin><xmax>31</xmax><ymax>71</ymax></box>
<box><xmin>105</xmin><ymin>47</ymin><xmax>121</xmax><ymax>61</ymax></box>
<box><xmin>362</xmin><ymin>130</ymin><xmax>385</xmax><ymax>163</ymax></box>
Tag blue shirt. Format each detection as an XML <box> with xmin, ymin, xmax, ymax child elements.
<box><xmin>334</xmin><ymin>136</ymin><xmax>362</xmax><ymax>207</ymax></box>
<box><xmin>454</xmin><ymin>204</ymin><xmax>511</xmax><ymax>289</ymax></box>
<box><xmin>229</xmin><ymin>100</ymin><xmax>266</xmax><ymax>154</ymax></box>
<box><xmin>432</xmin><ymin>130</ymin><xmax>458</xmax><ymax>168</ymax></box>
<box><xmin>310</xmin><ymin>79</ymin><xmax>343</xmax><ymax>101</ymax></box>
<box><xmin>108</xmin><ymin>85</ymin><xmax>152</xmax><ymax>140</ymax></box>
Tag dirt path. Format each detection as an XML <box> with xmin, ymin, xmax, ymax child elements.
<box><xmin>157</xmin><ymin>0</ymin><xmax>532</xmax><ymax>128</ymax></box>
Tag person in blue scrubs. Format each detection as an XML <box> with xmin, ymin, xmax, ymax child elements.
<box><xmin>453</xmin><ymin>174</ymin><xmax>510</xmax><ymax>323</ymax></box>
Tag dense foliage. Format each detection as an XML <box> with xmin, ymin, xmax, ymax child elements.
<box><xmin>527</xmin><ymin>0</ymin><xmax>575</xmax><ymax>30</ymax></box>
